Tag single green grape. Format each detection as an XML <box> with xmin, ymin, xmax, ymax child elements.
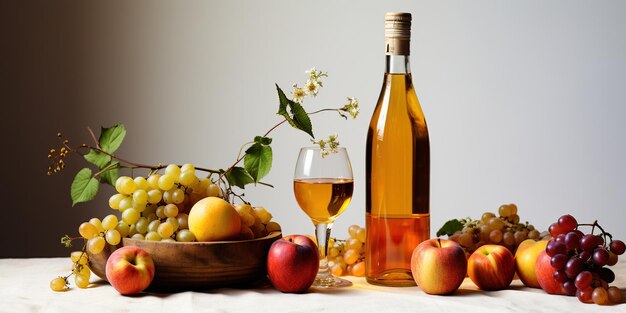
<box><xmin>122</xmin><ymin>208</ymin><xmax>140</xmax><ymax>225</ymax></box>
<box><xmin>147</xmin><ymin>174</ymin><xmax>161</xmax><ymax>190</ymax></box>
<box><xmin>135</xmin><ymin>217</ymin><xmax>149</xmax><ymax>234</ymax></box>
<box><xmin>147</xmin><ymin>189</ymin><xmax>162</xmax><ymax>204</ymax></box>
<box><xmin>165</xmin><ymin>164</ymin><xmax>181</xmax><ymax>179</ymax></box>
<box><xmin>166</xmin><ymin>217</ymin><xmax>179</xmax><ymax>231</ymax></box>
<box><xmin>180</xmin><ymin>163</ymin><xmax>195</xmax><ymax>173</ymax></box>
<box><xmin>132</xmin><ymin>189</ymin><xmax>148</xmax><ymax>205</ymax></box>
<box><xmin>50</xmin><ymin>277</ymin><xmax>68</xmax><ymax>291</ymax></box>
<box><xmin>179</xmin><ymin>171</ymin><xmax>197</xmax><ymax>187</ymax></box>
<box><xmin>74</xmin><ymin>274</ymin><xmax>90</xmax><ymax>289</ymax></box>
<box><xmin>158</xmin><ymin>174</ymin><xmax>176</xmax><ymax>191</ymax></box>
<box><xmin>105</xmin><ymin>229</ymin><xmax>121</xmax><ymax>245</ymax></box>
<box><xmin>87</xmin><ymin>236</ymin><xmax>105</xmax><ymax>254</ymax></box>
<box><xmin>176</xmin><ymin>229</ymin><xmax>196</xmax><ymax>242</ymax></box>
<box><xmin>164</xmin><ymin>204</ymin><xmax>179</xmax><ymax>218</ymax></box>
<box><xmin>101</xmin><ymin>215</ymin><xmax>119</xmax><ymax>231</ymax></box>
<box><xmin>145</xmin><ymin>231</ymin><xmax>161</xmax><ymax>241</ymax></box>
<box><xmin>118</xmin><ymin>197</ymin><xmax>133</xmax><ymax>211</ymax></box>
<box><xmin>115</xmin><ymin>176</ymin><xmax>137</xmax><ymax>195</ymax></box>
<box><xmin>115</xmin><ymin>221</ymin><xmax>130</xmax><ymax>238</ymax></box>
<box><xmin>158</xmin><ymin>222</ymin><xmax>174</xmax><ymax>238</ymax></box>
<box><xmin>108</xmin><ymin>193</ymin><xmax>125</xmax><ymax>210</ymax></box>
<box><xmin>133</xmin><ymin>176</ymin><xmax>149</xmax><ymax>191</ymax></box>
<box><xmin>89</xmin><ymin>218</ymin><xmax>105</xmax><ymax>233</ymax></box>
<box><xmin>171</xmin><ymin>189</ymin><xmax>185</xmax><ymax>204</ymax></box>
<box><xmin>79</xmin><ymin>222</ymin><xmax>98</xmax><ymax>240</ymax></box>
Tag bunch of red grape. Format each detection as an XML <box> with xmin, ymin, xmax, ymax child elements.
<box><xmin>546</xmin><ymin>214</ymin><xmax>624</xmax><ymax>305</ymax></box>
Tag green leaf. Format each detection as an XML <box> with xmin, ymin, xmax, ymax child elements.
<box><xmin>100</xmin><ymin>161</ymin><xmax>120</xmax><ymax>186</ymax></box>
<box><xmin>436</xmin><ymin>219</ymin><xmax>463</xmax><ymax>237</ymax></box>
<box><xmin>98</xmin><ymin>124</ymin><xmax>126</xmax><ymax>154</ymax></box>
<box><xmin>224</xmin><ymin>167</ymin><xmax>254</xmax><ymax>189</ymax></box>
<box><xmin>254</xmin><ymin>136</ymin><xmax>272</xmax><ymax>145</ymax></box>
<box><xmin>244</xmin><ymin>143</ymin><xmax>273</xmax><ymax>183</ymax></box>
<box><xmin>275</xmin><ymin>84</ymin><xmax>314</xmax><ymax>138</ymax></box>
<box><xmin>288</xmin><ymin>101</ymin><xmax>314</xmax><ymax>138</ymax></box>
<box><xmin>84</xmin><ymin>149</ymin><xmax>111</xmax><ymax>168</ymax></box>
<box><xmin>70</xmin><ymin>168</ymin><xmax>99</xmax><ymax>206</ymax></box>
<box><xmin>275</xmin><ymin>84</ymin><xmax>291</xmax><ymax>117</ymax></box>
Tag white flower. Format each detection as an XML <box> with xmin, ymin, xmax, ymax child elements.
<box><xmin>305</xmin><ymin>79</ymin><xmax>320</xmax><ymax>96</ymax></box>
<box><xmin>292</xmin><ymin>84</ymin><xmax>307</xmax><ymax>103</ymax></box>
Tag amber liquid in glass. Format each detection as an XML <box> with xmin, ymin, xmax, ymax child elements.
<box><xmin>294</xmin><ymin>178</ymin><xmax>354</xmax><ymax>224</ymax></box>
<box><xmin>366</xmin><ymin>72</ymin><xmax>430</xmax><ymax>286</ymax></box>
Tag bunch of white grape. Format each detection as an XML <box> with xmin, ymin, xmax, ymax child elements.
<box><xmin>327</xmin><ymin>225</ymin><xmax>366</xmax><ymax>277</ymax></box>
<box><xmin>448</xmin><ymin>203</ymin><xmax>547</xmax><ymax>254</ymax></box>
<box><xmin>50</xmin><ymin>251</ymin><xmax>91</xmax><ymax>291</ymax></box>
<box><xmin>105</xmin><ymin>164</ymin><xmax>217</xmax><ymax>243</ymax></box>
<box><xmin>234</xmin><ymin>203</ymin><xmax>281</xmax><ymax>240</ymax></box>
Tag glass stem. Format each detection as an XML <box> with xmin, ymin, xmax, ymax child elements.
<box><xmin>315</xmin><ymin>222</ymin><xmax>333</xmax><ymax>276</ymax></box>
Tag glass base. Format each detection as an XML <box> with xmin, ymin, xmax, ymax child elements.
<box><xmin>365</xmin><ymin>269</ymin><xmax>416</xmax><ymax>287</ymax></box>
<box><xmin>312</xmin><ymin>274</ymin><xmax>353</xmax><ymax>288</ymax></box>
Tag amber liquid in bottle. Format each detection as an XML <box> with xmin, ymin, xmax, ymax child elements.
<box><xmin>294</xmin><ymin>178</ymin><xmax>354</xmax><ymax>224</ymax></box>
<box><xmin>365</xmin><ymin>12</ymin><xmax>430</xmax><ymax>286</ymax></box>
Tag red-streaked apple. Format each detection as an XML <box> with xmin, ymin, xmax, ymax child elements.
<box><xmin>267</xmin><ymin>234</ymin><xmax>319</xmax><ymax>293</ymax></box>
<box><xmin>105</xmin><ymin>246</ymin><xmax>155</xmax><ymax>295</ymax></box>
<box><xmin>410</xmin><ymin>238</ymin><xmax>467</xmax><ymax>295</ymax></box>
<box><xmin>515</xmin><ymin>239</ymin><xmax>548</xmax><ymax>288</ymax></box>
<box><xmin>535</xmin><ymin>250</ymin><xmax>566</xmax><ymax>295</ymax></box>
<box><xmin>468</xmin><ymin>244</ymin><xmax>516</xmax><ymax>291</ymax></box>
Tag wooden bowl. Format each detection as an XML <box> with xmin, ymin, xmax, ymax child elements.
<box><xmin>88</xmin><ymin>231</ymin><xmax>281</xmax><ymax>291</ymax></box>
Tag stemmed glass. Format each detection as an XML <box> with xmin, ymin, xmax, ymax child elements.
<box><xmin>294</xmin><ymin>146</ymin><xmax>354</xmax><ymax>288</ymax></box>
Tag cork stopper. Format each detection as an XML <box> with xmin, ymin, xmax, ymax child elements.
<box><xmin>385</xmin><ymin>12</ymin><xmax>411</xmax><ymax>55</ymax></box>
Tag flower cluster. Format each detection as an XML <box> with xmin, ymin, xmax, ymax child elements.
<box><xmin>313</xmin><ymin>134</ymin><xmax>340</xmax><ymax>157</ymax></box>
<box><xmin>292</xmin><ymin>67</ymin><xmax>328</xmax><ymax>103</ymax></box>
<box><xmin>339</xmin><ymin>97</ymin><xmax>360</xmax><ymax>119</ymax></box>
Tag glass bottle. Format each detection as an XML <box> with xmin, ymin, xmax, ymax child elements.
<box><xmin>365</xmin><ymin>12</ymin><xmax>430</xmax><ymax>286</ymax></box>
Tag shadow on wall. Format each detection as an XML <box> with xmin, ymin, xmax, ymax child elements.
<box><xmin>2</xmin><ymin>2</ymin><xmax>116</xmax><ymax>257</ymax></box>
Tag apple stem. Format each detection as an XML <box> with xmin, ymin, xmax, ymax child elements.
<box><xmin>437</xmin><ymin>238</ymin><xmax>442</xmax><ymax>248</ymax></box>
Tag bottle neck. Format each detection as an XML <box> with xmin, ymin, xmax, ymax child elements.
<box><xmin>386</xmin><ymin>55</ymin><xmax>411</xmax><ymax>74</ymax></box>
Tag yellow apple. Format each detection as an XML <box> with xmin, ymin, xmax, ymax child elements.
<box><xmin>514</xmin><ymin>239</ymin><xmax>548</xmax><ymax>288</ymax></box>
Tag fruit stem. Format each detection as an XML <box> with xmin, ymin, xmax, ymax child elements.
<box><xmin>437</xmin><ymin>238</ymin><xmax>442</xmax><ymax>248</ymax></box>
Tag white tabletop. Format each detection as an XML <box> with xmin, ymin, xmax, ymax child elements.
<box><xmin>0</xmin><ymin>258</ymin><xmax>624</xmax><ymax>313</ymax></box>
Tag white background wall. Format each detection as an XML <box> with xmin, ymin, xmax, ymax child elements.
<box><xmin>3</xmin><ymin>0</ymin><xmax>625</xmax><ymax>257</ymax></box>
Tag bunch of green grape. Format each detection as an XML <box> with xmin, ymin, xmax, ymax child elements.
<box><xmin>327</xmin><ymin>225</ymin><xmax>366</xmax><ymax>277</ymax></box>
<box><xmin>234</xmin><ymin>203</ymin><xmax>281</xmax><ymax>240</ymax></box>
<box><xmin>448</xmin><ymin>204</ymin><xmax>547</xmax><ymax>254</ymax></box>
<box><xmin>50</xmin><ymin>251</ymin><xmax>91</xmax><ymax>291</ymax></box>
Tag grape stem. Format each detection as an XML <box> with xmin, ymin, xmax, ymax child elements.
<box><xmin>79</xmin><ymin>127</ymin><xmax>222</xmax><ymax>175</ymax></box>
<box><xmin>577</xmin><ymin>220</ymin><xmax>613</xmax><ymax>244</ymax></box>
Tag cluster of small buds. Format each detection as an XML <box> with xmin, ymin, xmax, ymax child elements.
<box><xmin>313</xmin><ymin>134</ymin><xmax>340</xmax><ymax>157</ymax></box>
<box><xmin>47</xmin><ymin>132</ymin><xmax>79</xmax><ymax>175</ymax></box>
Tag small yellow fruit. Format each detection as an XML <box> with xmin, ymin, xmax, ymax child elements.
<box><xmin>188</xmin><ymin>197</ymin><xmax>241</xmax><ymax>241</ymax></box>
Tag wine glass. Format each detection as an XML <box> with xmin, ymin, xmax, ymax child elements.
<box><xmin>294</xmin><ymin>146</ymin><xmax>354</xmax><ymax>288</ymax></box>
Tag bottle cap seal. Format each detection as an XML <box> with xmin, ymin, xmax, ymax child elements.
<box><xmin>385</xmin><ymin>12</ymin><xmax>411</xmax><ymax>55</ymax></box>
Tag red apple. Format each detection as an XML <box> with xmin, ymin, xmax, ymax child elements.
<box><xmin>535</xmin><ymin>250</ymin><xmax>565</xmax><ymax>295</ymax></box>
<box><xmin>468</xmin><ymin>244</ymin><xmax>515</xmax><ymax>291</ymax></box>
<box><xmin>515</xmin><ymin>239</ymin><xmax>548</xmax><ymax>288</ymax></box>
<box><xmin>105</xmin><ymin>246</ymin><xmax>155</xmax><ymax>295</ymax></box>
<box><xmin>410</xmin><ymin>238</ymin><xmax>467</xmax><ymax>295</ymax></box>
<box><xmin>267</xmin><ymin>234</ymin><xmax>319</xmax><ymax>293</ymax></box>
